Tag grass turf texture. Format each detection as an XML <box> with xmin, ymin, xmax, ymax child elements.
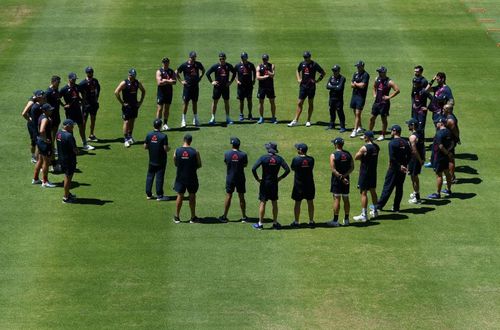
<box><xmin>1</xmin><ymin>0</ymin><xmax>499</xmax><ymax>328</ymax></box>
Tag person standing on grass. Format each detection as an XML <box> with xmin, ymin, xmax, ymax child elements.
<box><xmin>288</xmin><ymin>51</ymin><xmax>325</xmax><ymax>127</ymax></box>
<box><xmin>176</xmin><ymin>51</ymin><xmax>205</xmax><ymax>128</ymax></box>
<box><xmin>206</xmin><ymin>52</ymin><xmax>236</xmax><ymax>125</ymax></box>
<box><xmin>427</xmin><ymin>118</ymin><xmax>453</xmax><ymax>199</ymax></box>
<box><xmin>349</xmin><ymin>60</ymin><xmax>370</xmax><ymax>138</ymax></box>
<box><xmin>406</xmin><ymin>119</ymin><xmax>425</xmax><ymax>204</ymax></box>
<box><xmin>368</xmin><ymin>66</ymin><xmax>400</xmax><ymax>141</ymax></box>
<box><xmin>375</xmin><ymin>125</ymin><xmax>411</xmax><ymax>213</ymax></box>
<box><xmin>289</xmin><ymin>143</ymin><xmax>316</xmax><ymax>228</ymax></box>
<box><xmin>173</xmin><ymin>134</ymin><xmax>202</xmax><ymax>224</ymax></box>
<box><xmin>46</xmin><ymin>76</ymin><xmax>62</xmax><ymax>146</ymax></box>
<box><xmin>32</xmin><ymin>104</ymin><xmax>56</xmax><ymax>188</ymax></box>
<box><xmin>60</xmin><ymin>72</ymin><xmax>94</xmax><ymax>151</ymax></box>
<box><xmin>56</xmin><ymin>119</ymin><xmax>78</xmax><ymax>203</ymax></box>
<box><xmin>411</xmin><ymin>65</ymin><xmax>428</xmax><ymax>117</ymax></box>
<box><xmin>22</xmin><ymin>89</ymin><xmax>46</xmax><ymax>164</ymax></box>
<box><xmin>79</xmin><ymin>66</ymin><xmax>101</xmax><ymax>142</ymax></box>
<box><xmin>155</xmin><ymin>57</ymin><xmax>176</xmax><ymax>131</ymax></box>
<box><xmin>114</xmin><ymin>68</ymin><xmax>146</xmax><ymax>148</ymax></box>
<box><xmin>256</xmin><ymin>54</ymin><xmax>277</xmax><ymax>124</ymax></box>
<box><xmin>219</xmin><ymin>137</ymin><xmax>248</xmax><ymax>223</ymax></box>
<box><xmin>426</xmin><ymin>71</ymin><xmax>454</xmax><ymax>122</ymax></box>
<box><xmin>327</xmin><ymin>137</ymin><xmax>354</xmax><ymax>227</ymax></box>
<box><xmin>326</xmin><ymin>64</ymin><xmax>346</xmax><ymax>131</ymax></box>
<box><xmin>144</xmin><ymin>119</ymin><xmax>170</xmax><ymax>201</ymax></box>
<box><xmin>251</xmin><ymin>142</ymin><xmax>290</xmax><ymax>230</ymax></box>
<box><xmin>443</xmin><ymin>104</ymin><xmax>460</xmax><ymax>184</ymax></box>
<box><xmin>235</xmin><ymin>52</ymin><xmax>256</xmax><ymax>121</ymax></box>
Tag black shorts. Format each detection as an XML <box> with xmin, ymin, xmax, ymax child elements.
<box><xmin>83</xmin><ymin>103</ymin><xmax>99</xmax><ymax>117</ymax></box>
<box><xmin>237</xmin><ymin>85</ymin><xmax>253</xmax><ymax>99</ymax></box>
<box><xmin>350</xmin><ymin>95</ymin><xmax>366</xmax><ymax>110</ymax></box>
<box><xmin>61</xmin><ymin>162</ymin><xmax>76</xmax><ymax>176</ymax></box>
<box><xmin>330</xmin><ymin>177</ymin><xmax>350</xmax><ymax>195</ymax></box>
<box><xmin>27</xmin><ymin>122</ymin><xmax>37</xmax><ymax>146</ymax></box>
<box><xmin>371</xmin><ymin>102</ymin><xmax>390</xmax><ymax>117</ymax></box>
<box><xmin>174</xmin><ymin>180</ymin><xmax>199</xmax><ymax>194</ymax></box>
<box><xmin>259</xmin><ymin>181</ymin><xmax>278</xmax><ymax>201</ymax></box>
<box><xmin>183</xmin><ymin>85</ymin><xmax>199</xmax><ymax>103</ymax></box>
<box><xmin>52</xmin><ymin>110</ymin><xmax>61</xmax><ymax>129</ymax></box>
<box><xmin>298</xmin><ymin>86</ymin><xmax>316</xmax><ymax>100</ymax></box>
<box><xmin>36</xmin><ymin>138</ymin><xmax>52</xmax><ymax>157</ymax></box>
<box><xmin>66</xmin><ymin>107</ymin><xmax>83</xmax><ymax>125</ymax></box>
<box><xmin>408</xmin><ymin>159</ymin><xmax>422</xmax><ymax>176</ymax></box>
<box><xmin>291</xmin><ymin>183</ymin><xmax>315</xmax><ymax>201</ymax></box>
<box><xmin>122</xmin><ymin>105</ymin><xmax>139</xmax><ymax>121</ymax></box>
<box><xmin>357</xmin><ymin>174</ymin><xmax>376</xmax><ymax>190</ymax></box>
<box><xmin>257</xmin><ymin>87</ymin><xmax>275</xmax><ymax>100</ymax></box>
<box><xmin>157</xmin><ymin>91</ymin><xmax>173</xmax><ymax>105</ymax></box>
<box><xmin>433</xmin><ymin>158</ymin><xmax>449</xmax><ymax>173</ymax></box>
<box><xmin>213</xmin><ymin>86</ymin><xmax>230</xmax><ymax>100</ymax></box>
<box><xmin>226</xmin><ymin>179</ymin><xmax>246</xmax><ymax>194</ymax></box>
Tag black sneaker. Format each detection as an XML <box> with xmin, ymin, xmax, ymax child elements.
<box><xmin>308</xmin><ymin>221</ymin><xmax>316</xmax><ymax>228</ymax></box>
<box><xmin>173</xmin><ymin>216</ymin><xmax>181</xmax><ymax>224</ymax></box>
<box><xmin>62</xmin><ymin>197</ymin><xmax>75</xmax><ymax>204</ymax></box>
<box><xmin>68</xmin><ymin>193</ymin><xmax>77</xmax><ymax>199</ymax></box>
<box><xmin>240</xmin><ymin>216</ymin><xmax>248</xmax><ymax>223</ymax></box>
<box><xmin>290</xmin><ymin>221</ymin><xmax>300</xmax><ymax>228</ymax></box>
<box><xmin>218</xmin><ymin>215</ymin><xmax>228</xmax><ymax>223</ymax></box>
<box><xmin>189</xmin><ymin>216</ymin><xmax>200</xmax><ymax>224</ymax></box>
<box><xmin>272</xmin><ymin>222</ymin><xmax>282</xmax><ymax>230</ymax></box>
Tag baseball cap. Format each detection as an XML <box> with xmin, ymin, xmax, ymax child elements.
<box><xmin>230</xmin><ymin>137</ymin><xmax>241</xmax><ymax>146</ymax></box>
<box><xmin>303</xmin><ymin>51</ymin><xmax>312</xmax><ymax>58</ymax></box>
<box><xmin>68</xmin><ymin>72</ymin><xmax>77</xmax><ymax>80</ymax></box>
<box><xmin>219</xmin><ymin>52</ymin><xmax>226</xmax><ymax>58</ymax></box>
<box><xmin>183</xmin><ymin>133</ymin><xmax>193</xmax><ymax>143</ymax></box>
<box><xmin>85</xmin><ymin>66</ymin><xmax>94</xmax><ymax>73</ymax></box>
<box><xmin>406</xmin><ymin>118</ymin><xmax>419</xmax><ymax>126</ymax></box>
<box><xmin>128</xmin><ymin>68</ymin><xmax>137</xmax><ymax>77</ymax></box>
<box><xmin>354</xmin><ymin>60</ymin><xmax>365</xmax><ymax>67</ymax></box>
<box><xmin>332</xmin><ymin>65</ymin><xmax>341</xmax><ymax>72</ymax></box>
<box><xmin>376</xmin><ymin>66</ymin><xmax>387</xmax><ymax>73</ymax></box>
<box><xmin>262</xmin><ymin>54</ymin><xmax>269</xmax><ymax>60</ymax></box>
<box><xmin>265</xmin><ymin>142</ymin><xmax>278</xmax><ymax>153</ymax></box>
<box><xmin>189</xmin><ymin>51</ymin><xmax>197</xmax><ymax>58</ymax></box>
<box><xmin>34</xmin><ymin>89</ymin><xmax>45</xmax><ymax>97</ymax></box>
<box><xmin>332</xmin><ymin>137</ymin><xmax>344</xmax><ymax>145</ymax></box>
<box><xmin>363</xmin><ymin>130</ymin><xmax>375</xmax><ymax>139</ymax></box>
<box><xmin>295</xmin><ymin>143</ymin><xmax>308</xmax><ymax>153</ymax></box>
<box><xmin>153</xmin><ymin>118</ymin><xmax>162</xmax><ymax>129</ymax></box>
<box><xmin>63</xmin><ymin>119</ymin><xmax>75</xmax><ymax>126</ymax></box>
<box><xmin>162</xmin><ymin>57</ymin><xmax>170</xmax><ymax>64</ymax></box>
<box><xmin>41</xmin><ymin>103</ymin><xmax>54</xmax><ymax>112</ymax></box>
<box><xmin>51</xmin><ymin>75</ymin><xmax>61</xmax><ymax>83</ymax></box>
<box><xmin>391</xmin><ymin>124</ymin><xmax>402</xmax><ymax>133</ymax></box>
<box><xmin>240</xmin><ymin>52</ymin><xmax>248</xmax><ymax>59</ymax></box>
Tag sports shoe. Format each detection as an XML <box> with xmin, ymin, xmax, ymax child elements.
<box><xmin>124</xmin><ymin>140</ymin><xmax>130</xmax><ymax>148</ymax></box>
<box><xmin>156</xmin><ymin>196</ymin><xmax>169</xmax><ymax>201</ymax></box>
<box><xmin>189</xmin><ymin>216</ymin><xmax>200</xmax><ymax>224</ymax></box>
<box><xmin>441</xmin><ymin>189</ymin><xmax>452</xmax><ymax>196</ymax></box>
<box><xmin>353</xmin><ymin>214</ymin><xmax>367</xmax><ymax>222</ymax></box>
<box><xmin>308</xmin><ymin>221</ymin><xmax>316</xmax><ymax>228</ymax></box>
<box><xmin>129</xmin><ymin>137</ymin><xmax>135</xmax><ymax>145</ymax></box>
<box><xmin>181</xmin><ymin>120</ymin><xmax>187</xmax><ymax>128</ymax></box>
<box><xmin>208</xmin><ymin>119</ymin><xmax>215</xmax><ymax>126</ymax></box>
<box><xmin>272</xmin><ymin>222</ymin><xmax>282</xmax><ymax>230</ymax></box>
<box><xmin>339</xmin><ymin>127</ymin><xmax>347</xmax><ymax>133</ymax></box>
<box><xmin>226</xmin><ymin>118</ymin><xmax>234</xmax><ymax>125</ymax></box>
<box><xmin>409</xmin><ymin>192</ymin><xmax>416</xmax><ymax>199</ymax></box>
<box><xmin>240</xmin><ymin>217</ymin><xmax>248</xmax><ymax>223</ymax></box>
<box><xmin>350</xmin><ymin>130</ymin><xmax>357</xmax><ymax>138</ymax></box>
<box><xmin>239</xmin><ymin>113</ymin><xmax>245</xmax><ymax>121</ymax></box>
<box><xmin>326</xmin><ymin>220</ymin><xmax>340</xmax><ymax>227</ymax></box>
<box><xmin>173</xmin><ymin>216</ymin><xmax>181</xmax><ymax>224</ymax></box>
<box><xmin>146</xmin><ymin>195</ymin><xmax>155</xmax><ymax>200</ymax></box>
<box><xmin>83</xmin><ymin>144</ymin><xmax>95</xmax><ymax>151</ymax></box>
<box><xmin>41</xmin><ymin>181</ymin><xmax>56</xmax><ymax>188</ymax></box>
<box><xmin>451</xmin><ymin>175</ymin><xmax>458</xmax><ymax>184</ymax></box>
<box><xmin>32</xmin><ymin>178</ymin><xmax>42</xmax><ymax>184</ymax></box>
<box><xmin>62</xmin><ymin>197</ymin><xmax>76</xmax><ymax>204</ymax></box>
<box><xmin>218</xmin><ymin>215</ymin><xmax>228</xmax><ymax>223</ymax></box>
<box><xmin>287</xmin><ymin>120</ymin><xmax>297</xmax><ymax>127</ymax></box>
<box><xmin>344</xmin><ymin>218</ymin><xmax>350</xmax><ymax>226</ymax></box>
<box><xmin>376</xmin><ymin>135</ymin><xmax>385</xmax><ymax>141</ymax></box>
<box><xmin>427</xmin><ymin>193</ymin><xmax>441</xmax><ymax>199</ymax></box>
<box><xmin>270</xmin><ymin>117</ymin><xmax>278</xmax><ymax>124</ymax></box>
<box><xmin>88</xmin><ymin>135</ymin><xmax>98</xmax><ymax>142</ymax></box>
<box><xmin>408</xmin><ymin>197</ymin><xmax>421</xmax><ymax>204</ymax></box>
<box><xmin>68</xmin><ymin>193</ymin><xmax>77</xmax><ymax>199</ymax></box>
<box><xmin>193</xmin><ymin>118</ymin><xmax>200</xmax><ymax>126</ymax></box>
<box><xmin>31</xmin><ymin>157</ymin><xmax>37</xmax><ymax>164</ymax></box>
<box><xmin>305</xmin><ymin>121</ymin><xmax>311</xmax><ymax>127</ymax></box>
<box><xmin>252</xmin><ymin>223</ymin><xmax>263</xmax><ymax>230</ymax></box>
<box><xmin>424</xmin><ymin>162</ymin><xmax>432</xmax><ymax>168</ymax></box>
<box><xmin>356</xmin><ymin>127</ymin><xmax>365</xmax><ymax>134</ymax></box>
<box><xmin>290</xmin><ymin>221</ymin><xmax>300</xmax><ymax>228</ymax></box>
<box><xmin>325</xmin><ymin>125</ymin><xmax>333</xmax><ymax>130</ymax></box>
<box><xmin>162</xmin><ymin>124</ymin><xmax>169</xmax><ymax>131</ymax></box>
<box><xmin>257</xmin><ymin>117</ymin><xmax>264</xmax><ymax>124</ymax></box>
<box><xmin>391</xmin><ymin>207</ymin><xmax>400</xmax><ymax>213</ymax></box>
<box><xmin>369</xmin><ymin>209</ymin><xmax>379</xmax><ymax>219</ymax></box>
<box><xmin>248</xmin><ymin>113</ymin><xmax>254</xmax><ymax>120</ymax></box>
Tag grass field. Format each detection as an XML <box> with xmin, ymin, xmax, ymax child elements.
<box><xmin>1</xmin><ymin>0</ymin><xmax>500</xmax><ymax>328</ymax></box>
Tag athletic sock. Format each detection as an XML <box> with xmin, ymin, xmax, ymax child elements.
<box><xmin>333</xmin><ymin>215</ymin><xmax>339</xmax><ymax>221</ymax></box>
<box><xmin>181</xmin><ymin>114</ymin><xmax>186</xmax><ymax>121</ymax></box>
<box><xmin>362</xmin><ymin>208</ymin><xmax>367</xmax><ymax>216</ymax></box>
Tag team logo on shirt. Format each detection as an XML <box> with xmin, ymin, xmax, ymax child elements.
<box><xmin>181</xmin><ymin>151</ymin><xmax>189</xmax><ymax>159</ymax></box>
<box><xmin>340</xmin><ymin>153</ymin><xmax>348</xmax><ymax>161</ymax></box>
<box><xmin>301</xmin><ymin>159</ymin><xmax>309</xmax><ymax>167</ymax></box>
<box><xmin>151</xmin><ymin>135</ymin><xmax>158</xmax><ymax>143</ymax></box>
<box><xmin>269</xmin><ymin>156</ymin><xmax>276</xmax><ymax>165</ymax></box>
<box><xmin>56</xmin><ymin>133</ymin><xmax>62</xmax><ymax>141</ymax></box>
<box><xmin>231</xmin><ymin>153</ymin><xmax>239</xmax><ymax>162</ymax></box>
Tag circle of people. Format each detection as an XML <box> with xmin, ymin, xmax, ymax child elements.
<box><xmin>23</xmin><ymin>51</ymin><xmax>459</xmax><ymax>228</ymax></box>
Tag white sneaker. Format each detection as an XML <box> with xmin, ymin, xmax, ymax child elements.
<box><xmin>162</xmin><ymin>124</ymin><xmax>169</xmax><ymax>131</ymax></box>
<box><xmin>369</xmin><ymin>209</ymin><xmax>379</xmax><ymax>219</ymax></box>
<box><xmin>356</xmin><ymin>127</ymin><xmax>365</xmax><ymax>134</ymax></box>
<box><xmin>42</xmin><ymin>181</ymin><xmax>56</xmax><ymax>188</ymax></box>
<box><xmin>376</xmin><ymin>135</ymin><xmax>385</xmax><ymax>141</ymax></box>
<box><xmin>83</xmin><ymin>144</ymin><xmax>95</xmax><ymax>150</ymax></box>
<box><xmin>124</xmin><ymin>140</ymin><xmax>130</xmax><ymax>148</ymax></box>
<box><xmin>409</xmin><ymin>192</ymin><xmax>416</xmax><ymax>199</ymax></box>
<box><xmin>305</xmin><ymin>121</ymin><xmax>311</xmax><ymax>127</ymax></box>
<box><xmin>326</xmin><ymin>220</ymin><xmax>340</xmax><ymax>227</ymax></box>
<box><xmin>193</xmin><ymin>118</ymin><xmax>199</xmax><ymax>126</ymax></box>
<box><xmin>129</xmin><ymin>138</ymin><xmax>135</xmax><ymax>145</ymax></box>
<box><xmin>31</xmin><ymin>157</ymin><xmax>37</xmax><ymax>164</ymax></box>
<box><xmin>181</xmin><ymin>120</ymin><xmax>187</xmax><ymax>128</ymax></box>
<box><xmin>32</xmin><ymin>179</ymin><xmax>41</xmax><ymax>184</ymax></box>
<box><xmin>350</xmin><ymin>130</ymin><xmax>357</xmax><ymax>138</ymax></box>
<box><xmin>287</xmin><ymin>120</ymin><xmax>297</xmax><ymax>127</ymax></box>
<box><xmin>408</xmin><ymin>197</ymin><xmax>421</xmax><ymax>204</ymax></box>
<box><xmin>353</xmin><ymin>214</ymin><xmax>367</xmax><ymax>222</ymax></box>
<box><xmin>156</xmin><ymin>196</ymin><xmax>169</xmax><ymax>201</ymax></box>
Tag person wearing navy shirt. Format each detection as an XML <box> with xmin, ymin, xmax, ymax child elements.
<box><xmin>289</xmin><ymin>143</ymin><xmax>316</xmax><ymax>228</ymax></box>
<box><xmin>350</xmin><ymin>60</ymin><xmax>370</xmax><ymax>138</ymax></box>
<box><xmin>173</xmin><ymin>134</ymin><xmax>202</xmax><ymax>224</ymax></box>
<box><xmin>176</xmin><ymin>51</ymin><xmax>205</xmax><ymax>128</ymax></box>
<box><xmin>252</xmin><ymin>142</ymin><xmax>290</xmax><ymax>230</ymax></box>
<box><xmin>219</xmin><ymin>137</ymin><xmax>248</xmax><ymax>223</ymax></box>
<box><xmin>411</xmin><ymin>65</ymin><xmax>428</xmax><ymax>114</ymax></box>
<box><xmin>426</xmin><ymin>72</ymin><xmax>454</xmax><ymax>122</ymax></box>
<box><xmin>46</xmin><ymin>76</ymin><xmax>62</xmax><ymax>141</ymax></box>
<box><xmin>33</xmin><ymin>104</ymin><xmax>56</xmax><ymax>188</ymax></box>
<box><xmin>406</xmin><ymin>119</ymin><xmax>425</xmax><ymax>204</ymax></box>
<box><xmin>256</xmin><ymin>54</ymin><xmax>277</xmax><ymax>124</ymax></box>
<box><xmin>21</xmin><ymin>89</ymin><xmax>46</xmax><ymax>163</ymax></box>
<box><xmin>288</xmin><ymin>51</ymin><xmax>325</xmax><ymax>127</ymax></box>
<box><xmin>235</xmin><ymin>52</ymin><xmax>256</xmax><ymax>121</ymax></box>
<box><xmin>144</xmin><ymin>119</ymin><xmax>170</xmax><ymax>201</ymax></box>
<box><xmin>444</xmin><ymin>104</ymin><xmax>460</xmax><ymax>183</ymax></box>
<box><xmin>368</xmin><ymin>66</ymin><xmax>400</xmax><ymax>141</ymax></box>
<box><xmin>56</xmin><ymin>119</ymin><xmax>78</xmax><ymax>203</ymax></box>
<box><xmin>206</xmin><ymin>52</ymin><xmax>236</xmax><ymax>125</ymax></box>
<box><xmin>114</xmin><ymin>68</ymin><xmax>146</xmax><ymax>148</ymax></box>
<box><xmin>326</xmin><ymin>65</ymin><xmax>346</xmax><ymax>131</ymax></box>
<box><xmin>353</xmin><ymin>131</ymin><xmax>380</xmax><ymax>222</ymax></box>
<box><xmin>156</xmin><ymin>57</ymin><xmax>177</xmax><ymax>131</ymax></box>
<box><xmin>375</xmin><ymin>125</ymin><xmax>411</xmax><ymax>213</ymax></box>
<box><xmin>428</xmin><ymin>117</ymin><xmax>453</xmax><ymax>199</ymax></box>
<box><xmin>327</xmin><ymin>137</ymin><xmax>354</xmax><ymax>227</ymax></box>
<box><xmin>411</xmin><ymin>78</ymin><xmax>433</xmax><ymax>139</ymax></box>
<box><xmin>79</xmin><ymin>66</ymin><xmax>101</xmax><ymax>142</ymax></box>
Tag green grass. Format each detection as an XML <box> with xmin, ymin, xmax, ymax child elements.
<box><xmin>1</xmin><ymin>0</ymin><xmax>500</xmax><ymax>328</ymax></box>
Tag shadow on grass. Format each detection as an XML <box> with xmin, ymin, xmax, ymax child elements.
<box><xmin>400</xmin><ymin>207</ymin><xmax>435</xmax><ymax>214</ymax></box>
<box><xmin>91</xmin><ymin>144</ymin><xmax>111</xmax><ymax>150</ymax></box>
<box><xmin>422</xmin><ymin>199</ymin><xmax>451</xmax><ymax>206</ymax></box>
<box><xmin>454</xmin><ymin>153</ymin><xmax>478</xmax><ymax>161</ymax></box>
<box><xmin>450</xmin><ymin>192</ymin><xmax>476</xmax><ymax>200</ymax></box>
<box><xmin>94</xmin><ymin>138</ymin><xmax>123</xmax><ymax>144</ymax></box>
<box><xmin>372</xmin><ymin>213</ymin><xmax>409</xmax><ymax>221</ymax></box>
<box><xmin>455</xmin><ymin>177</ymin><xmax>482</xmax><ymax>185</ymax></box>
<box><xmin>167</xmin><ymin>127</ymin><xmax>201</xmax><ymax>132</ymax></box>
<box><xmin>72</xmin><ymin>198</ymin><xmax>113</xmax><ymax>206</ymax></box>
<box><xmin>455</xmin><ymin>165</ymin><xmax>478</xmax><ymax>175</ymax></box>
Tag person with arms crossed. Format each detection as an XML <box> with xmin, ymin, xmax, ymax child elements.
<box><xmin>32</xmin><ymin>104</ymin><xmax>56</xmax><ymax>187</ymax></box>
<box><xmin>406</xmin><ymin>119</ymin><xmax>425</xmax><ymax>204</ymax></box>
<box><xmin>326</xmin><ymin>64</ymin><xmax>346</xmax><ymax>131</ymax></box>
<box><xmin>289</xmin><ymin>143</ymin><xmax>316</xmax><ymax>228</ymax></box>
<box><xmin>79</xmin><ymin>66</ymin><xmax>101</xmax><ymax>142</ymax></box>
<box><xmin>206</xmin><ymin>52</ymin><xmax>236</xmax><ymax>125</ymax></box>
<box><xmin>56</xmin><ymin>119</ymin><xmax>78</xmax><ymax>203</ymax></box>
<box><xmin>256</xmin><ymin>54</ymin><xmax>277</xmax><ymax>124</ymax></box>
<box><xmin>235</xmin><ymin>52</ymin><xmax>256</xmax><ymax>121</ymax></box>
<box><xmin>176</xmin><ymin>51</ymin><xmax>205</xmax><ymax>128</ymax></box>
<box><xmin>156</xmin><ymin>57</ymin><xmax>176</xmax><ymax>131</ymax></box>
<box><xmin>144</xmin><ymin>119</ymin><xmax>170</xmax><ymax>201</ymax></box>
<box><xmin>251</xmin><ymin>142</ymin><xmax>290</xmax><ymax>230</ymax></box>
<box><xmin>350</xmin><ymin>60</ymin><xmax>370</xmax><ymax>138</ymax></box>
<box><xmin>173</xmin><ymin>134</ymin><xmax>202</xmax><ymax>223</ymax></box>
